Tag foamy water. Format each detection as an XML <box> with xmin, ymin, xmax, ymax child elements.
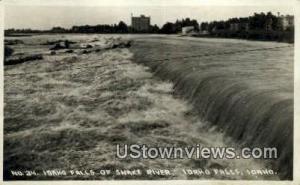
<box><xmin>131</xmin><ymin>35</ymin><xmax>293</xmax><ymax>179</ymax></box>
<box><xmin>4</xmin><ymin>34</ymin><xmax>283</xmax><ymax>180</ymax></box>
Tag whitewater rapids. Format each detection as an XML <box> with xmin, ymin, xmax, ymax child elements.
<box><xmin>4</xmin><ymin>34</ymin><xmax>292</xmax><ymax>180</ymax></box>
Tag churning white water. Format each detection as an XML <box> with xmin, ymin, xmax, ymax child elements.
<box><xmin>4</xmin><ymin>34</ymin><xmax>291</xmax><ymax>180</ymax></box>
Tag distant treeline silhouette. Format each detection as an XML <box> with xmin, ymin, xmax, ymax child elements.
<box><xmin>5</xmin><ymin>12</ymin><xmax>294</xmax><ymax>42</ymax></box>
<box><xmin>5</xmin><ymin>18</ymin><xmax>197</xmax><ymax>34</ymax></box>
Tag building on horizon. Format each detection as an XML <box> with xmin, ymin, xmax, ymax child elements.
<box><xmin>279</xmin><ymin>15</ymin><xmax>294</xmax><ymax>31</ymax></box>
<box><xmin>182</xmin><ymin>26</ymin><xmax>195</xmax><ymax>35</ymax></box>
<box><xmin>131</xmin><ymin>14</ymin><xmax>150</xmax><ymax>32</ymax></box>
<box><xmin>229</xmin><ymin>23</ymin><xmax>249</xmax><ymax>32</ymax></box>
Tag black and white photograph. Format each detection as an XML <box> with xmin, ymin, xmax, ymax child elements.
<box><xmin>1</xmin><ymin>0</ymin><xmax>298</xmax><ymax>183</ymax></box>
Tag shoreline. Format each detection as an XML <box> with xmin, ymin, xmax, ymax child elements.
<box><xmin>5</xmin><ymin>32</ymin><xmax>294</xmax><ymax>44</ymax></box>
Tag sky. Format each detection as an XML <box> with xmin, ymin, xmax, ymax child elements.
<box><xmin>4</xmin><ymin>0</ymin><xmax>294</xmax><ymax>30</ymax></box>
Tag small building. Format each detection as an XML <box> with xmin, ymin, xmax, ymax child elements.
<box><xmin>230</xmin><ymin>23</ymin><xmax>239</xmax><ymax>32</ymax></box>
<box><xmin>279</xmin><ymin>15</ymin><xmax>294</xmax><ymax>30</ymax></box>
<box><xmin>265</xmin><ymin>17</ymin><xmax>273</xmax><ymax>31</ymax></box>
<box><xmin>182</xmin><ymin>26</ymin><xmax>195</xmax><ymax>35</ymax></box>
<box><xmin>131</xmin><ymin>14</ymin><xmax>151</xmax><ymax>32</ymax></box>
<box><xmin>241</xmin><ymin>23</ymin><xmax>249</xmax><ymax>31</ymax></box>
<box><xmin>230</xmin><ymin>23</ymin><xmax>249</xmax><ymax>32</ymax></box>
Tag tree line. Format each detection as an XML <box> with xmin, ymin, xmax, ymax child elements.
<box><xmin>5</xmin><ymin>12</ymin><xmax>294</xmax><ymax>42</ymax></box>
<box><xmin>5</xmin><ymin>18</ymin><xmax>199</xmax><ymax>34</ymax></box>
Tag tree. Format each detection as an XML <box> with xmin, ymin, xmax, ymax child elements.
<box><xmin>200</xmin><ymin>22</ymin><xmax>209</xmax><ymax>31</ymax></box>
<box><xmin>117</xmin><ymin>21</ymin><xmax>128</xmax><ymax>33</ymax></box>
<box><xmin>150</xmin><ymin>24</ymin><xmax>160</xmax><ymax>33</ymax></box>
<box><xmin>160</xmin><ymin>22</ymin><xmax>176</xmax><ymax>34</ymax></box>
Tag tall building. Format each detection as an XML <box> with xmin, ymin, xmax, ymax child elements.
<box><xmin>131</xmin><ymin>14</ymin><xmax>150</xmax><ymax>32</ymax></box>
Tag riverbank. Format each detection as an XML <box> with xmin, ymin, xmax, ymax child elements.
<box><xmin>192</xmin><ymin>30</ymin><xmax>294</xmax><ymax>43</ymax></box>
<box><xmin>5</xmin><ymin>30</ymin><xmax>294</xmax><ymax>44</ymax></box>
